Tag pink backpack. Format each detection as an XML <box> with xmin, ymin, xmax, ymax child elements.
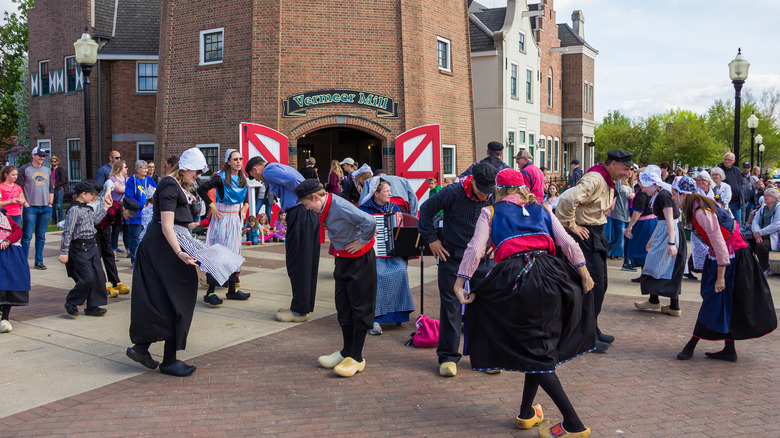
<box><xmin>412</xmin><ymin>314</ymin><xmax>440</xmax><ymax>348</ymax></box>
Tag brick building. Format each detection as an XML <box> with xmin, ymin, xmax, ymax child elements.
<box><xmin>157</xmin><ymin>0</ymin><xmax>476</xmax><ymax>183</ymax></box>
<box><xmin>28</xmin><ymin>0</ymin><xmax>160</xmax><ymax>182</ymax></box>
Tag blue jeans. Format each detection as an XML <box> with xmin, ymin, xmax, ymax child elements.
<box><xmin>21</xmin><ymin>205</ymin><xmax>52</xmax><ymax>265</ymax></box>
<box><xmin>255</xmin><ymin>197</ymin><xmax>271</xmax><ymax>216</ymax></box>
<box><xmin>608</xmin><ymin>218</ymin><xmax>627</xmax><ymax>257</ymax></box>
<box><xmin>729</xmin><ymin>204</ymin><xmax>742</xmax><ymax>230</ymax></box>
<box><xmin>127</xmin><ymin>224</ymin><xmax>143</xmax><ymax>264</ymax></box>
<box><xmin>52</xmin><ymin>188</ymin><xmax>65</xmax><ymax>223</ymax></box>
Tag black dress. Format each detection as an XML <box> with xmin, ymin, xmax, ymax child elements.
<box><xmin>129</xmin><ymin>176</ymin><xmax>198</xmax><ymax>350</ymax></box>
<box><xmin>639</xmin><ymin>189</ymin><xmax>687</xmax><ymax>298</ymax></box>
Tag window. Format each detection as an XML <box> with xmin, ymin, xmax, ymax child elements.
<box><xmin>547</xmin><ymin>138</ymin><xmax>553</xmax><ymax>169</ymax></box>
<box><xmin>528</xmin><ymin>133</ymin><xmax>535</xmax><ymax>161</ymax></box>
<box><xmin>196</xmin><ymin>144</ymin><xmax>219</xmax><ymax>177</ymax></box>
<box><xmin>554</xmin><ymin>138</ymin><xmax>560</xmax><ymax>172</ymax></box>
<box><xmin>67</xmin><ymin>138</ymin><xmax>81</xmax><ymax>182</ymax></box>
<box><xmin>510</xmin><ymin>64</ymin><xmax>518</xmax><ymax>99</ymax></box>
<box><xmin>37</xmin><ymin>140</ymin><xmax>51</xmax><ymax>169</ymax></box>
<box><xmin>200</xmin><ymin>28</ymin><xmax>224</xmax><ymax>65</ymax></box>
<box><xmin>547</xmin><ymin>75</ymin><xmax>553</xmax><ymax>107</ymax></box>
<box><xmin>137</xmin><ymin>63</ymin><xmax>158</xmax><ymax>92</ymax></box>
<box><xmin>442</xmin><ymin>145</ymin><xmax>456</xmax><ymax>177</ymax></box>
<box><xmin>137</xmin><ymin>142</ymin><xmax>155</xmax><ymax>163</ymax></box>
<box><xmin>539</xmin><ymin>151</ymin><xmax>545</xmax><ymax>169</ymax></box>
<box><xmin>519</xmin><ymin>32</ymin><xmax>525</xmax><ymax>52</ymax></box>
<box><xmin>589</xmin><ymin>85</ymin><xmax>594</xmax><ymax>113</ymax></box>
<box><xmin>437</xmin><ymin>37</ymin><xmax>451</xmax><ymax>71</ymax></box>
<box><xmin>584</xmin><ymin>83</ymin><xmax>588</xmax><ymax>113</ymax></box>
<box><xmin>39</xmin><ymin>61</ymin><xmax>50</xmax><ymax>96</ymax></box>
<box><xmin>526</xmin><ymin>69</ymin><xmax>533</xmax><ymax>102</ymax></box>
<box><xmin>65</xmin><ymin>56</ymin><xmax>77</xmax><ymax>93</ymax></box>
<box><xmin>507</xmin><ymin>130</ymin><xmax>515</xmax><ymax>164</ymax></box>
<box><xmin>518</xmin><ymin>130</ymin><xmax>526</xmax><ymax>145</ymax></box>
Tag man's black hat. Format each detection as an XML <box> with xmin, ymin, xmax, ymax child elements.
<box><xmin>571</xmin><ymin>159</ymin><xmax>580</xmax><ymax>165</ymax></box>
<box><xmin>74</xmin><ymin>180</ymin><xmax>99</xmax><ymax>195</ymax></box>
<box><xmin>472</xmin><ymin>162</ymin><xmax>497</xmax><ymax>195</ymax></box>
<box><xmin>487</xmin><ymin>141</ymin><xmax>504</xmax><ymax>152</ymax></box>
<box><xmin>743</xmin><ymin>161</ymin><xmax>751</xmax><ymax>168</ymax></box>
<box><xmin>606</xmin><ymin>149</ymin><xmax>633</xmax><ymax>167</ymax></box>
<box><xmin>244</xmin><ymin>156</ymin><xmax>266</xmax><ymax>179</ymax></box>
<box><xmin>122</xmin><ymin>197</ymin><xmax>141</xmax><ymax>218</ymax></box>
<box><xmin>295</xmin><ymin>178</ymin><xmax>324</xmax><ymax>201</ymax></box>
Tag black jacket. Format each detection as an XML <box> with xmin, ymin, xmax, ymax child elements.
<box><xmin>53</xmin><ymin>167</ymin><xmax>67</xmax><ymax>190</ymax></box>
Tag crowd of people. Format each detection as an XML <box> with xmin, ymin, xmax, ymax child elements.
<box><xmin>0</xmin><ymin>142</ymin><xmax>777</xmax><ymax>437</ymax></box>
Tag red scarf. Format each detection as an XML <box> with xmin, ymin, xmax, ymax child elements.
<box><xmin>318</xmin><ymin>193</ymin><xmax>333</xmax><ymax>244</ymax></box>
<box><xmin>585</xmin><ymin>164</ymin><xmax>615</xmax><ymax>189</ymax></box>
<box><xmin>461</xmin><ymin>175</ymin><xmax>488</xmax><ymax>202</ymax></box>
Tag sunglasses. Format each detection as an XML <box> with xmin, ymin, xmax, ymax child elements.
<box><xmin>231</xmin><ymin>156</ymin><xmax>244</xmax><ymax>162</ymax></box>
<box><xmin>196</xmin><ymin>170</ymin><xmax>203</xmax><ymax>176</ymax></box>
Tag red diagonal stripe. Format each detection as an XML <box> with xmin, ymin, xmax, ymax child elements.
<box><xmin>398</xmin><ymin>133</ymin><xmax>433</xmax><ymax>174</ymax></box>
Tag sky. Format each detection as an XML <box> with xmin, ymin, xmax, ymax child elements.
<box><xmin>479</xmin><ymin>0</ymin><xmax>780</xmax><ymax>121</ymax></box>
<box><xmin>4</xmin><ymin>0</ymin><xmax>779</xmax><ymax>122</ymax></box>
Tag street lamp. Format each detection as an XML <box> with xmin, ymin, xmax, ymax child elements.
<box><xmin>74</xmin><ymin>27</ymin><xmax>98</xmax><ymax>179</ymax></box>
<box><xmin>759</xmin><ymin>144</ymin><xmax>765</xmax><ymax>170</ymax></box>
<box><xmin>756</xmin><ymin>134</ymin><xmax>764</xmax><ymax>169</ymax></box>
<box><xmin>747</xmin><ymin>113</ymin><xmax>758</xmax><ymax>167</ymax></box>
<box><xmin>728</xmin><ymin>48</ymin><xmax>750</xmax><ymax>162</ymax></box>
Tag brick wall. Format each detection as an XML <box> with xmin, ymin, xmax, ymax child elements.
<box><xmin>561</xmin><ymin>53</ymin><xmax>594</xmax><ymax>121</ymax></box>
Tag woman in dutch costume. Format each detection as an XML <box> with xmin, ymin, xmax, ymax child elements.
<box><xmin>454</xmin><ymin>169</ymin><xmax>596</xmax><ymax>438</ymax></box>
<box><xmin>623</xmin><ymin>170</ymin><xmax>657</xmax><ymax>279</ymax></box>
<box><xmin>635</xmin><ymin>166</ymin><xmax>687</xmax><ymax>316</ymax></box>
<box><xmin>196</xmin><ymin>149</ymin><xmax>250</xmax><ymax>305</ymax></box>
<box><xmin>359</xmin><ymin>179</ymin><xmax>414</xmax><ymax>335</ymax></box>
<box><xmin>672</xmin><ymin>175</ymin><xmax>777</xmax><ymax>362</ymax></box>
<box><xmin>687</xmin><ymin>170</ymin><xmax>716</xmax><ymax>277</ymax></box>
<box><xmin>0</xmin><ymin>209</ymin><xmax>29</xmax><ymax>333</ymax></box>
<box><xmin>127</xmin><ymin>148</ymin><xmax>243</xmax><ymax>376</ymax></box>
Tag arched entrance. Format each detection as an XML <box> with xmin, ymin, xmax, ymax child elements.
<box><xmin>297</xmin><ymin>127</ymin><xmax>382</xmax><ymax>178</ymax></box>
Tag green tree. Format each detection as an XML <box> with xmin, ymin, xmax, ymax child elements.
<box><xmin>652</xmin><ymin>109</ymin><xmax>721</xmax><ymax>168</ymax></box>
<box><xmin>13</xmin><ymin>56</ymin><xmax>29</xmax><ymax>151</ymax></box>
<box><xmin>0</xmin><ymin>0</ymin><xmax>34</xmax><ymax>149</ymax></box>
<box><xmin>594</xmin><ymin>110</ymin><xmax>641</xmax><ymax>162</ymax></box>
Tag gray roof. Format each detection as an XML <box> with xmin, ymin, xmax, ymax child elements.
<box><xmin>94</xmin><ymin>0</ymin><xmax>161</xmax><ymax>54</ymax></box>
<box><xmin>469</xmin><ymin>7</ymin><xmax>506</xmax><ymax>52</ymax></box>
<box><xmin>557</xmin><ymin>23</ymin><xmax>598</xmax><ymax>53</ymax></box>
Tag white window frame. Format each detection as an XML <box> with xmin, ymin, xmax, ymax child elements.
<box><xmin>437</xmin><ymin>37</ymin><xmax>451</xmax><ymax>72</ymax></box>
<box><xmin>589</xmin><ymin>84</ymin><xmax>594</xmax><ymax>113</ymax></box>
<box><xmin>510</xmin><ymin>63</ymin><xmax>518</xmax><ymax>99</ymax></box>
<box><xmin>584</xmin><ymin>82</ymin><xmax>589</xmax><ymax>113</ymax></box>
<box><xmin>442</xmin><ymin>144</ymin><xmax>456</xmax><ymax>177</ymax></box>
<box><xmin>518</xmin><ymin>130</ymin><xmax>526</xmax><ymax>145</ymax></box>
<box><xmin>66</xmin><ymin>138</ymin><xmax>82</xmax><ymax>182</ymax></box>
<box><xmin>525</xmin><ymin>68</ymin><xmax>533</xmax><ymax>102</ymax></box>
<box><xmin>136</xmin><ymin>62</ymin><xmax>158</xmax><ymax>93</ymax></box>
<box><xmin>196</xmin><ymin>143</ymin><xmax>220</xmax><ymax>178</ymax></box>
<box><xmin>64</xmin><ymin>56</ymin><xmax>77</xmax><ymax>93</ymax></box>
<box><xmin>547</xmin><ymin>75</ymin><xmax>553</xmax><ymax>108</ymax></box>
<box><xmin>554</xmin><ymin>138</ymin><xmax>560</xmax><ymax>172</ymax></box>
<box><xmin>39</xmin><ymin>60</ymin><xmax>50</xmax><ymax>96</ymax></box>
<box><xmin>37</xmin><ymin>139</ymin><xmax>52</xmax><ymax>169</ymax></box>
<box><xmin>199</xmin><ymin>27</ymin><xmax>224</xmax><ymax>66</ymax></box>
<box><xmin>519</xmin><ymin>32</ymin><xmax>526</xmax><ymax>53</ymax></box>
<box><xmin>136</xmin><ymin>142</ymin><xmax>155</xmax><ymax>164</ymax></box>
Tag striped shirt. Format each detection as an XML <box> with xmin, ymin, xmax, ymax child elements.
<box><xmin>419</xmin><ymin>182</ymin><xmax>492</xmax><ymax>256</ymax></box>
<box><xmin>60</xmin><ymin>202</ymin><xmax>108</xmax><ymax>255</ymax></box>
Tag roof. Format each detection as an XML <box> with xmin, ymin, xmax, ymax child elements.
<box><xmin>94</xmin><ymin>0</ymin><xmax>161</xmax><ymax>55</ymax></box>
<box><xmin>557</xmin><ymin>23</ymin><xmax>598</xmax><ymax>53</ymax></box>
<box><xmin>469</xmin><ymin>7</ymin><xmax>506</xmax><ymax>52</ymax></box>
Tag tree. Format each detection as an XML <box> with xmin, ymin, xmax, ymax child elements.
<box><xmin>594</xmin><ymin>111</ymin><xmax>641</xmax><ymax>162</ymax></box>
<box><xmin>652</xmin><ymin>109</ymin><xmax>721</xmax><ymax>169</ymax></box>
<box><xmin>0</xmin><ymin>0</ymin><xmax>34</xmax><ymax>150</ymax></box>
<box><xmin>706</xmin><ymin>99</ymin><xmax>779</xmax><ymax>166</ymax></box>
<box><xmin>11</xmin><ymin>56</ymin><xmax>30</xmax><ymax>164</ymax></box>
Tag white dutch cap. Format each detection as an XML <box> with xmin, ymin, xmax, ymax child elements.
<box><xmin>224</xmin><ymin>148</ymin><xmax>238</xmax><ymax>163</ymax></box>
<box><xmin>350</xmin><ymin>163</ymin><xmax>373</xmax><ymax>179</ymax></box>
<box><xmin>639</xmin><ymin>164</ymin><xmax>672</xmax><ymax>193</ymax></box>
<box><xmin>179</xmin><ymin>147</ymin><xmax>209</xmax><ymax>172</ymax></box>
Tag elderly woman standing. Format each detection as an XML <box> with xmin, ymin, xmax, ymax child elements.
<box><xmin>749</xmin><ymin>187</ymin><xmax>780</xmax><ymax>277</ymax></box>
<box><xmin>710</xmin><ymin>167</ymin><xmax>732</xmax><ymax>210</ymax></box>
<box><xmin>125</xmin><ymin>160</ymin><xmax>157</xmax><ymax>266</ymax></box>
<box><xmin>196</xmin><ymin>149</ymin><xmax>250</xmax><ymax>305</ymax></box>
<box><xmin>673</xmin><ymin>175</ymin><xmax>776</xmax><ymax>362</ymax></box>
<box><xmin>634</xmin><ymin>166</ymin><xmax>687</xmax><ymax>316</ymax></box>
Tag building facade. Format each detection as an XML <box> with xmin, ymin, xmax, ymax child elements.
<box><xmin>157</xmin><ymin>0</ymin><xmax>477</xmax><ymax>183</ymax></box>
<box><xmin>28</xmin><ymin>0</ymin><xmax>160</xmax><ymax>182</ymax></box>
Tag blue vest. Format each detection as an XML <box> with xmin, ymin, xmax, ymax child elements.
<box><xmin>490</xmin><ymin>202</ymin><xmax>555</xmax><ymax>259</ymax></box>
<box><xmin>216</xmin><ymin>172</ymin><xmax>247</xmax><ymax>205</ymax></box>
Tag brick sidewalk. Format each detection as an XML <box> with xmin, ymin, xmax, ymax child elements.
<box><xmin>1</xmin><ymin>290</ymin><xmax>778</xmax><ymax>437</ymax></box>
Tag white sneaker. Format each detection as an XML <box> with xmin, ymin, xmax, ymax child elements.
<box><xmin>0</xmin><ymin>320</ymin><xmax>12</xmax><ymax>333</ymax></box>
<box><xmin>369</xmin><ymin>322</ymin><xmax>383</xmax><ymax>336</ymax></box>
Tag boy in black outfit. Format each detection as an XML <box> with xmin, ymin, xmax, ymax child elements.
<box><xmin>58</xmin><ymin>181</ymin><xmax>115</xmax><ymax>317</ymax></box>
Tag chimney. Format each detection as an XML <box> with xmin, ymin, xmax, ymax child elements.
<box><xmin>572</xmin><ymin>10</ymin><xmax>585</xmax><ymax>39</ymax></box>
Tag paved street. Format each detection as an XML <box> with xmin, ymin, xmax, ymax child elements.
<box><xmin>1</xmin><ymin>233</ymin><xmax>779</xmax><ymax>437</ymax></box>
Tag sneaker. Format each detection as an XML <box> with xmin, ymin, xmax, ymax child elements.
<box><xmin>764</xmin><ymin>268</ymin><xmax>772</xmax><ymax>278</ymax></box>
<box><xmin>64</xmin><ymin>303</ymin><xmax>79</xmax><ymax>318</ymax></box>
<box><xmin>204</xmin><ymin>293</ymin><xmax>223</xmax><ymax>306</ymax></box>
<box><xmin>634</xmin><ymin>299</ymin><xmax>661</xmax><ymax>311</ymax></box>
<box><xmin>225</xmin><ymin>290</ymin><xmax>250</xmax><ymax>300</ymax></box>
<box><xmin>0</xmin><ymin>320</ymin><xmax>12</xmax><ymax>333</ymax></box>
<box><xmin>369</xmin><ymin>322</ymin><xmax>383</xmax><ymax>336</ymax></box>
<box><xmin>84</xmin><ymin>307</ymin><xmax>107</xmax><ymax>316</ymax></box>
<box><xmin>621</xmin><ymin>265</ymin><xmax>636</xmax><ymax>272</ymax></box>
<box><xmin>34</xmin><ymin>263</ymin><xmax>47</xmax><ymax>270</ymax></box>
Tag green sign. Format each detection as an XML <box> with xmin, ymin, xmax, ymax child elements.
<box><xmin>282</xmin><ymin>89</ymin><xmax>399</xmax><ymax>118</ymax></box>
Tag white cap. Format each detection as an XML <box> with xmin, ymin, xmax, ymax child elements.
<box><xmin>179</xmin><ymin>148</ymin><xmax>208</xmax><ymax>172</ymax></box>
<box><xmin>339</xmin><ymin>157</ymin><xmax>355</xmax><ymax>166</ymax></box>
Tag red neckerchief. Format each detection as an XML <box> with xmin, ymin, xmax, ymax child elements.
<box><xmin>318</xmin><ymin>193</ymin><xmax>333</xmax><ymax>244</ymax></box>
<box><xmin>461</xmin><ymin>175</ymin><xmax>488</xmax><ymax>202</ymax></box>
<box><xmin>585</xmin><ymin>164</ymin><xmax>615</xmax><ymax>189</ymax></box>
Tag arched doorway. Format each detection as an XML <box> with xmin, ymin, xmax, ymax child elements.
<box><xmin>296</xmin><ymin>127</ymin><xmax>383</xmax><ymax>181</ymax></box>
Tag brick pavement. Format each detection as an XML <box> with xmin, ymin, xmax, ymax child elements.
<box><xmin>1</xmin><ymin>286</ymin><xmax>778</xmax><ymax>437</ymax></box>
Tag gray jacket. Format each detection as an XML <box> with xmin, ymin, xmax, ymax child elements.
<box><xmin>323</xmin><ymin>194</ymin><xmax>376</xmax><ymax>251</ymax></box>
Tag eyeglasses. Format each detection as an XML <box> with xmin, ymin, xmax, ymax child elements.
<box><xmin>195</xmin><ymin>170</ymin><xmax>203</xmax><ymax>176</ymax></box>
<box><xmin>112</xmin><ymin>156</ymin><xmax>121</xmax><ymax>160</ymax></box>
<box><xmin>231</xmin><ymin>157</ymin><xmax>244</xmax><ymax>162</ymax></box>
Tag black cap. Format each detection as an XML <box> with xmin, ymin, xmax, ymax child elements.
<box><xmin>244</xmin><ymin>156</ymin><xmax>266</xmax><ymax>179</ymax></box>
<box><xmin>571</xmin><ymin>159</ymin><xmax>580</xmax><ymax>165</ymax></box>
<box><xmin>122</xmin><ymin>197</ymin><xmax>141</xmax><ymax>218</ymax></box>
<box><xmin>743</xmin><ymin>161</ymin><xmax>751</xmax><ymax>167</ymax></box>
<box><xmin>487</xmin><ymin>141</ymin><xmax>504</xmax><ymax>152</ymax></box>
<box><xmin>472</xmin><ymin>162</ymin><xmax>497</xmax><ymax>195</ymax></box>
<box><xmin>31</xmin><ymin>146</ymin><xmax>48</xmax><ymax>157</ymax></box>
<box><xmin>74</xmin><ymin>180</ymin><xmax>99</xmax><ymax>195</ymax></box>
<box><xmin>374</xmin><ymin>168</ymin><xmax>388</xmax><ymax>176</ymax></box>
<box><xmin>295</xmin><ymin>178</ymin><xmax>324</xmax><ymax>201</ymax></box>
<box><xmin>606</xmin><ymin>149</ymin><xmax>633</xmax><ymax>167</ymax></box>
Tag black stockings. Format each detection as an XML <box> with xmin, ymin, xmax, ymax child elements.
<box><xmin>519</xmin><ymin>373</ymin><xmax>585</xmax><ymax>432</ymax></box>
<box><xmin>132</xmin><ymin>340</ymin><xmax>178</xmax><ymax>366</ymax></box>
<box><xmin>678</xmin><ymin>337</ymin><xmax>737</xmax><ymax>362</ymax></box>
<box><xmin>340</xmin><ymin>324</ymin><xmax>368</xmax><ymax>362</ymax></box>
<box><xmin>648</xmin><ymin>294</ymin><xmax>679</xmax><ymax>310</ymax></box>
<box><xmin>0</xmin><ymin>305</ymin><xmax>10</xmax><ymax>320</ymax></box>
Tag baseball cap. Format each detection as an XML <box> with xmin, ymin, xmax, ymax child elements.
<box><xmin>339</xmin><ymin>157</ymin><xmax>355</xmax><ymax>166</ymax></box>
<box><xmin>31</xmin><ymin>146</ymin><xmax>47</xmax><ymax>157</ymax></box>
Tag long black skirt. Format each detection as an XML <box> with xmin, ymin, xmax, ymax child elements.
<box><xmin>464</xmin><ymin>253</ymin><xmax>596</xmax><ymax>373</ymax></box>
<box><xmin>693</xmin><ymin>247</ymin><xmax>777</xmax><ymax>341</ymax></box>
<box><xmin>129</xmin><ymin>222</ymin><xmax>198</xmax><ymax>350</ymax></box>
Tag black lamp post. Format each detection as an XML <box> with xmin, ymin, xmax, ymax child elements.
<box><xmin>748</xmin><ymin>113</ymin><xmax>758</xmax><ymax>167</ymax></box>
<box><xmin>74</xmin><ymin>28</ymin><xmax>98</xmax><ymax>179</ymax></box>
<box><xmin>728</xmin><ymin>48</ymin><xmax>750</xmax><ymax>162</ymax></box>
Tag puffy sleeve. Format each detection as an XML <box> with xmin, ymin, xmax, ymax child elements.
<box><xmin>555</xmin><ymin>175</ymin><xmax>596</xmax><ymax>230</ymax></box>
<box><xmin>158</xmin><ymin>179</ymin><xmax>180</xmax><ymax>213</ymax></box>
<box><xmin>550</xmin><ymin>211</ymin><xmax>586</xmax><ymax>267</ymax></box>
<box><xmin>695</xmin><ymin>209</ymin><xmax>730</xmax><ymax>266</ymax></box>
<box><xmin>457</xmin><ymin>207</ymin><xmax>492</xmax><ymax>279</ymax></box>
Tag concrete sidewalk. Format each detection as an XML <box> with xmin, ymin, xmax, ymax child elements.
<box><xmin>1</xmin><ymin>234</ymin><xmax>779</xmax><ymax>436</ymax></box>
